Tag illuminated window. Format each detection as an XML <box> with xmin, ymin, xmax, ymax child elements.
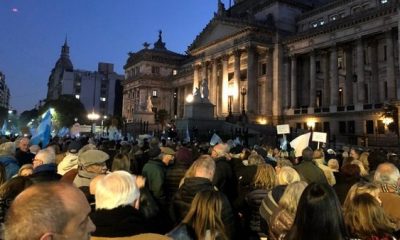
<box><xmin>312</xmin><ymin>22</ymin><xmax>318</xmax><ymax>28</ymax></box>
<box><xmin>152</xmin><ymin>90</ymin><xmax>158</xmax><ymax>97</ymax></box>
<box><xmin>319</xmin><ymin>19</ymin><xmax>325</xmax><ymax>25</ymax></box>
<box><xmin>100</xmin><ymin>97</ymin><xmax>106</xmax><ymax>102</ymax></box>
<box><xmin>173</xmin><ymin>69</ymin><xmax>178</xmax><ymax>75</ymax></box>
<box><xmin>381</xmin><ymin>0</ymin><xmax>388</xmax><ymax>4</ymax></box>
<box><xmin>75</xmin><ymin>94</ymin><xmax>80</xmax><ymax>99</ymax></box>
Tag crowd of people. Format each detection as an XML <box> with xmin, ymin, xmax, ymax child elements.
<box><xmin>0</xmin><ymin>134</ymin><xmax>399</xmax><ymax>239</ymax></box>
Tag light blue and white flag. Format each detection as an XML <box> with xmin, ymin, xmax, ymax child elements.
<box><xmin>184</xmin><ymin>124</ymin><xmax>190</xmax><ymax>143</ymax></box>
<box><xmin>30</xmin><ymin>109</ymin><xmax>52</xmax><ymax>147</ymax></box>
<box><xmin>210</xmin><ymin>133</ymin><xmax>222</xmax><ymax>146</ymax></box>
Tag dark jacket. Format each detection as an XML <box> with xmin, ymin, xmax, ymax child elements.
<box><xmin>213</xmin><ymin>157</ymin><xmax>237</xmax><ymax>202</ymax></box>
<box><xmin>170</xmin><ymin>177</ymin><xmax>235</xmax><ymax>238</ymax></box>
<box><xmin>90</xmin><ymin>205</ymin><xmax>150</xmax><ymax>237</ymax></box>
<box><xmin>165</xmin><ymin>162</ymin><xmax>188</xmax><ymax>205</ymax></box>
<box><xmin>15</xmin><ymin>149</ymin><xmax>35</xmax><ymax>166</ymax></box>
<box><xmin>294</xmin><ymin>160</ymin><xmax>328</xmax><ymax>184</ymax></box>
<box><xmin>142</xmin><ymin>159</ymin><xmax>167</xmax><ymax>206</ymax></box>
<box><xmin>245</xmin><ymin>188</ymin><xmax>269</xmax><ymax>235</ymax></box>
<box><xmin>30</xmin><ymin>163</ymin><xmax>61</xmax><ymax>183</ymax></box>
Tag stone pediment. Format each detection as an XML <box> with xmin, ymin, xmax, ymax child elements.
<box><xmin>188</xmin><ymin>18</ymin><xmax>250</xmax><ymax>52</ymax></box>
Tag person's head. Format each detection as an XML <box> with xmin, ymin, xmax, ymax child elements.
<box><xmin>374</xmin><ymin>162</ymin><xmax>400</xmax><ymax>186</ymax></box>
<box><xmin>160</xmin><ymin>147</ymin><xmax>175</xmax><ymax>166</ymax></box>
<box><xmin>183</xmin><ymin>190</ymin><xmax>228</xmax><ymax>240</ymax></box>
<box><xmin>0</xmin><ymin>142</ymin><xmax>16</xmax><ymax>157</ymax></box>
<box><xmin>78</xmin><ymin>149</ymin><xmax>109</xmax><ymax>175</ymax></box>
<box><xmin>0</xmin><ymin>176</ymin><xmax>33</xmax><ymax>222</ymax></box>
<box><xmin>193</xmin><ymin>155</ymin><xmax>216</xmax><ymax>181</ymax></box>
<box><xmin>301</xmin><ymin>147</ymin><xmax>314</xmax><ymax>162</ymax></box>
<box><xmin>247</xmin><ymin>153</ymin><xmax>265</xmax><ymax>166</ymax></box>
<box><xmin>350</xmin><ymin>148</ymin><xmax>362</xmax><ymax>160</ymax></box>
<box><xmin>19</xmin><ymin>137</ymin><xmax>30</xmax><ymax>152</ymax></box>
<box><xmin>344</xmin><ymin>193</ymin><xmax>395</xmax><ymax>239</ymax></box>
<box><xmin>18</xmin><ymin>164</ymin><xmax>33</xmax><ymax>177</ymax></box>
<box><xmin>33</xmin><ymin>148</ymin><xmax>56</xmax><ymax>169</ymax></box>
<box><xmin>211</xmin><ymin>143</ymin><xmax>228</xmax><ymax>159</ymax></box>
<box><xmin>351</xmin><ymin>160</ymin><xmax>369</xmax><ymax>176</ymax></box>
<box><xmin>359</xmin><ymin>152</ymin><xmax>370</xmax><ymax>172</ymax></box>
<box><xmin>275</xmin><ymin>158</ymin><xmax>293</xmax><ymax>174</ymax></box>
<box><xmin>4</xmin><ymin>182</ymin><xmax>96</xmax><ymax>240</ymax></box>
<box><xmin>89</xmin><ymin>175</ymin><xmax>104</xmax><ymax>195</ymax></box>
<box><xmin>95</xmin><ymin>171</ymin><xmax>140</xmax><ymax>210</ymax></box>
<box><xmin>252</xmin><ymin>163</ymin><xmax>276</xmax><ymax>190</ymax></box>
<box><xmin>276</xmin><ymin>166</ymin><xmax>300</xmax><ymax>185</ymax></box>
<box><xmin>278</xmin><ymin>181</ymin><xmax>308</xmax><ymax>215</ymax></box>
<box><xmin>341</xmin><ymin>163</ymin><xmax>361</xmax><ymax>178</ymax></box>
<box><xmin>327</xmin><ymin>159</ymin><xmax>339</xmax><ymax>171</ymax></box>
<box><xmin>343</xmin><ymin>182</ymin><xmax>381</xmax><ymax>212</ymax></box>
<box><xmin>313</xmin><ymin>149</ymin><xmax>324</xmax><ymax>159</ymax></box>
<box><xmin>111</xmin><ymin>153</ymin><xmax>131</xmax><ymax>172</ymax></box>
<box><xmin>286</xmin><ymin>183</ymin><xmax>348</xmax><ymax>240</ymax></box>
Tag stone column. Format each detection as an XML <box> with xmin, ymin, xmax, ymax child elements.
<box><xmin>193</xmin><ymin>64</ymin><xmax>200</xmax><ymax>94</ymax></box>
<box><xmin>356</xmin><ymin>38</ymin><xmax>366</xmax><ymax>103</ymax></box>
<box><xmin>344</xmin><ymin>46</ymin><xmax>354</xmax><ymax>105</ymax></box>
<box><xmin>321</xmin><ymin>52</ymin><xmax>330</xmax><ymax>106</ymax></box>
<box><xmin>369</xmin><ymin>40</ymin><xmax>379</xmax><ymax>103</ymax></box>
<box><xmin>272</xmin><ymin>43</ymin><xmax>283</xmax><ymax>116</ymax></box>
<box><xmin>211</xmin><ymin>58</ymin><xmax>218</xmax><ymax>106</ymax></box>
<box><xmin>233</xmin><ymin>50</ymin><xmax>241</xmax><ymax>113</ymax></box>
<box><xmin>265</xmin><ymin>48</ymin><xmax>273</xmax><ymax>115</ymax></box>
<box><xmin>290</xmin><ymin>55</ymin><xmax>297</xmax><ymax>108</ymax></box>
<box><xmin>386</xmin><ymin>30</ymin><xmax>396</xmax><ymax>100</ymax></box>
<box><xmin>247</xmin><ymin>46</ymin><xmax>258</xmax><ymax>114</ymax></box>
<box><xmin>309</xmin><ymin>51</ymin><xmax>316</xmax><ymax>107</ymax></box>
<box><xmin>330</xmin><ymin>46</ymin><xmax>338</xmax><ymax>106</ymax></box>
<box><xmin>283</xmin><ymin>56</ymin><xmax>290</xmax><ymax>108</ymax></box>
<box><xmin>201</xmin><ymin>61</ymin><xmax>208</xmax><ymax>83</ymax></box>
<box><xmin>222</xmin><ymin>55</ymin><xmax>229</xmax><ymax>114</ymax></box>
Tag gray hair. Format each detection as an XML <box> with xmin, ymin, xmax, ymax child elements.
<box><xmin>95</xmin><ymin>171</ymin><xmax>140</xmax><ymax>210</ymax></box>
<box><xmin>0</xmin><ymin>142</ymin><xmax>16</xmax><ymax>156</ymax></box>
<box><xmin>35</xmin><ymin>148</ymin><xmax>56</xmax><ymax>164</ymax></box>
<box><xmin>374</xmin><ymin>162</ymin><xmax>400</xmax><ymax>185</ymax></box>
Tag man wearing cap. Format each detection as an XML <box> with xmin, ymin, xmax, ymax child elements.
<box><xmin>57</xmin><ymin>140</ymin><xmax>82</xmax><ymax>175</ymax></box>
<box><xmin>73</xmin><ymin>149</ymin><xmax>109</xmax><ymax>188</ymax></box>
<box><xmin>142</xmin><ymin>146</ymin><xmax>175</xmax><ymax>207</ymax></box>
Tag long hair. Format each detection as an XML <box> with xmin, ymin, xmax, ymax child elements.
<box><xmin>344</xmin><ymin>193</ymin><xmax>395</xmax><ymax>239</ymax></box>
<box><xmin>285</xmin><ymin>183</ymin><xmax>348</xmax><ymax>240</ymax></box>
<box><xmin>343</xmin><ymin>182</ymin><xmax>380</xmax><ymax>213</ymax></box>
<box><xmin>279</xmin><ymin>181</ymin><xmax>308</xmax><ymax>215</ymax></box>
<box><xmin>183</xmin><ymin>190</ymin><xmax>228</xmax><ymax>240</ymax></box>
<box><xmin>252</xmin><ymin>163</ymin><xmax>276</xmax><ymax>190</ymax></box>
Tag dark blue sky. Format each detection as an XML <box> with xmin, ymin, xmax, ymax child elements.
<box><xmin>0</xmin><ymin>0</ymin><xmax>229</xmax><ymax>113</ymax></box>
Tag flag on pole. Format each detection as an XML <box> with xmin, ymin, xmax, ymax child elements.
<box><xmin>30</xmin><ymin>109</ymin><xmax>52</xmax><ymax>147</ymax></box>
<box><xmin>0</xmin><ymin>120</ymin><xmax>7</xmax><ymax>135</ymax></box>
<box><xmin>210</xmin><ymin>133</ymin><xmax>222</xmax><ymax>146</ymax></box>
<box><xmin>184</xmin><ymin>124</ymin><xmax>190</xmax><ymax>143</ymax></box>
<box><xmin>290</xmin><ymin>132</ymin><xmax>311</xmax><ymax>157</ymax></box>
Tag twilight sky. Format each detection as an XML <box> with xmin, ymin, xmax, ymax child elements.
<box><xmin>0</xmin><ymin>0</ymin><xmax>229</xmax><ymax>113</ymax></box>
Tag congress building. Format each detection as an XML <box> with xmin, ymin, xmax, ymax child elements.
<box><xmin>123</xmin><ymin>0</ymin><xmax>400</xmax><ymax>147</ymax></box>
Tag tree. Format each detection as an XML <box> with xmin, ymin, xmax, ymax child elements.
<box><xmin>39</xmin><ymin>95</ymin><xmax>87</xmax><ymax>130</ymax></box>
<box><xmin>19</xmin><ymin>108</ymin><xmax>39</xmax><ymax>128</ymax></box>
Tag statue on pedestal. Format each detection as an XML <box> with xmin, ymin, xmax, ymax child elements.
<box><xmin>193</xmin><ymin>87</ymin><xmax>201</xmax><ymax>102</ymax></box>
<box><xmin>146</xmin><ymin>96</ymin><xmax>153</xmax><ymax>112</ymax></box>
<box><xmin>201</xmin><ymin>79</ymin><xmax>209</xmax><ymax>100</ymax></box>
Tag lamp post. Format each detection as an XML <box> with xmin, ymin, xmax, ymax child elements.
<box><xmin>241</xmin><ymin>87</ymin><xmax>247</xmax><ymax>116</ymax></box>
<box><xmin>227</xmin><ymin>86</ymin><xmax>234</xmax><ymax>121</ymax></box>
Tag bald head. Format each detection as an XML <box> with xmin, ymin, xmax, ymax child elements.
<box><xmin>374</xmin><ymin>162</ymin><xmax>400</xmax><ymax>186</ymax></box>
<box><xmin>5</xmin><ymin>182</ymin><xmax>95</xmax><ymax>240</ymax></box>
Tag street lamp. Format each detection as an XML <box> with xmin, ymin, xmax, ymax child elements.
<box><xmin>241</xmin><ymin>87</ymin><xmax>247</xmax><ymax>116</ymax></box>
<box><xmin>87</xmin><ymin>110</ymin><xmax>100</xmax><ymax>134</ymax></box>
<box><xmin>227</xmin><ymin>86</ymin><xmax>234</xmax><ymax>119</ymax></box>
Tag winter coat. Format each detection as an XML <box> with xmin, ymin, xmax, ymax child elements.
<box><xmin>245</xmin><ymin>188</ymin><xmax>269</xmax><ymax>235</ymax></box>
<box><xmin>91</xmin><ymin>205</ymin><xmax>150</xmax><ymax>237</ymax></box>
<box><xmin>165</xmin><ymin>162</ymin><xmax>188</xmax><ymax>205</ymax></box>
<box><xmin>30</xmin><ymin>163</ymin><xmax>61</xmax><ymax>183</ymax></box>
<box><xmin>142</xmin><ymin>159</ymin><xmax>167</xmax><ymax>206</ymax></box>
<box><xmin>212</xmin><ymin>157</ymin><xmax>237</xmax><ymax>202</ymax></box>
<box><xmin>294</xmin><ymin>160</ymin><xmax>328</xmax><ymax>184</ymax></box>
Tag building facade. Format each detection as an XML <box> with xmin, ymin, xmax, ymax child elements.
<box><xmin>47</xmin><ymin>40</ymin><xmax>124</xmax><ymax>116</ymax></box>
<box><xmin>123</xmin><ymin>0</ymin><xmax>400</xmax><ymax>146</ymax></box>
<box><xmin>0</xmin><ymin>72</ymin><xmax>10</xmax><ymax>109</ymax></box>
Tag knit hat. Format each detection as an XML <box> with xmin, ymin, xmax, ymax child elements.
<box><xmin>175</xmin><ymin>147</ymin><xmax>193</xmax><ymax>166</ymax></box>
<box><xmin>78</xmin><ymin>150</ymin><xmax>109</xmax><ymax>167</ymax></box>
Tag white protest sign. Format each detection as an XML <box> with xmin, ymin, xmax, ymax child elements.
<box><xmin>276</xmin><ymin>124</ymin><xmax>290</xmax><ymax>135</ymax></box>
<box><xmin>312</xmin><ymin>132</ymin><xmax>327</xmax><ymax>143</ymax></box>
